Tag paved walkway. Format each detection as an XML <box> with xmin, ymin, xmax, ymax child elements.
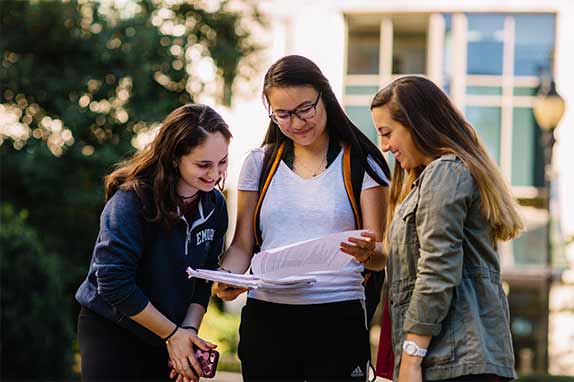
<box><xmin>212</xmin><ymin>371</ymin><xmax>392</xmax><ymax>381</ymax></box>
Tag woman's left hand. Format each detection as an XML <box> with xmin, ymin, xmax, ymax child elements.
<box><xmin>166</xmin><ymin>327</ymin><xmax>216</xmax><ymax>382</ymax></box>
<box><xmin>340</xmin><ymin>230</ymin><xmax>377</xmax><ymax>264</ymax></box>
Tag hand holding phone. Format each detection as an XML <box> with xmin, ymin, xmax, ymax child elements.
<box><xmin>167</xmin><ymin>347</ymin><xmax>219</xmax><ymax>379</ymax></box>
<box><xmin>193</xmin><ymin>346</ymin><xmax>219</xmax><ymax>379</ymax></box>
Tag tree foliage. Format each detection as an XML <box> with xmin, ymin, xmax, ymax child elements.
<box><xmin>1</xmin><ymin>204</ymin><xmax>75</xmax><ymax>380</ymax></box>
<box><xmin>0</xmin><ymin>0</ymin><xmax>262</xmax><ymax>378</ymax></box>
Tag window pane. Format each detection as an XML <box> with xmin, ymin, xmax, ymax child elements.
<box><xmin>467</xmin><ymin>14</ymin><xmax>504</xmax><ymax>75</ymax></box>
<box><xmin>392</xmin><ymin>15</ymin><xmax>428</xmax><ymax>74</ymax></box>
<box><xmin>466</xmin><ymin>86</ymin><xmax>502</xmax><ymax>95</ymax></box>
<box><xmin>514</xmin><ymin>14</ymin><xmax>555</xmax><ymax>76</ymax></box>
<box><xmin>513</xmin><ymin>87</ymin><xmax>538</xmax><ymax>96</ymax></box>
<box><xmin>512</xmin><ymin>226</ymin><xmax>546</xmax><ymax>267</ymax></box>
<box><xmin>465</xmin><ymin>106</ymin><xmax>501</xmax><ymax>164</ymax></box>
<box><xmin>345</xmin><ymin>85</ymin><xmax>379</xmax><ymax>95</ymax></box>
<box><xmin>392</xmin><ymin>32</ymin><xmax>427</xmax><ymax>74</ymax></box>
<box><xmin>347</xmin><ymin>24</ymin><xmax>380</xmax><ymax>75</ymax></box>
<box><xmin>512</xmin><ymin>108</ymin><xmax>544</xmax><ymax>187</ymax></box>
<box><xmin>345</xmin><ymin>105</ymin><xmax>378</xmax><ymax>143</ymax></box>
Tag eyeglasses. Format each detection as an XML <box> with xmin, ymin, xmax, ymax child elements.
<box><xmin>269</xmin><ymin>92</ymin><xmax>322</xmax><ymax>127</ymax></box>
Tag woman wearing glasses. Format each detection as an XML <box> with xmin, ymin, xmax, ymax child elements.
<box><xmin>213</xmin><ymin>55</ymin><xmax>391</xmax><ymax>381</ymax></box>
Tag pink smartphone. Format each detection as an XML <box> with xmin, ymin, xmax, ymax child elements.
<box><xmin>167</xmin><ymin>348</ymin><xmax>219</xmax><ymax>379</ymax></box>
<box><xmin>194</xmin><ymin>347</ymin><xmax>219</xmax><ymax>379</ymax></box>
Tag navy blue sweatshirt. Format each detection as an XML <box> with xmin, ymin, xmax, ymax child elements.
<box><xmin>75</xmin><ymin>188</ymin><xmax>227</xmax><ymax>345</ymax></box>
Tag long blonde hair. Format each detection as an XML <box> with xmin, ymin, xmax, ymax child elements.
<box><xmin>371</xmin><ymin>76</ymin><xmax>523</xmax><ymax>241</ymax></box>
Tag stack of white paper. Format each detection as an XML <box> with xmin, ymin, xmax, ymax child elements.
<box><xmin>250</xmin><ymin>230</ymin><xmax>366</xmax><ymax>279</ymax></box>
<box><xmin>186</xmin><ymin>268</ymin><xmax>316</xmax><ymax>290</ymax></box>
<box><xmin>187</xmin><ymin>230</ymin><xmax>366</xmax><ymax>290</ymax></box>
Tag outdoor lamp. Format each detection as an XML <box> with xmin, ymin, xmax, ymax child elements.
<box><xmin>532</xmin><ymin>75</ymin><xmax>566</xmax><ymax>373</ymax></box>
<box><xmin>533</xmin><ymin>79</ymin><xmax>566</xmax><ymax>131</ymax></box>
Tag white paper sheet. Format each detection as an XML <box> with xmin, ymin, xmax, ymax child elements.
<box><xmin>187</xmin><ymin>230</ymin><xmax>366</xmax><ymax>289</ymax></box>
<box><xmin>186</xmin><ymin>268</ymin><xmax>316</xmax><ymax>290</ymax></box>
<box><xmin>250</xmin><ymin>230</ymin><xmax>366</xmax><ymax>279</ymax></box>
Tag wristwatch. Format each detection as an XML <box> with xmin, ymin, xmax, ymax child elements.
<box><xmin>403</xmin><ymin>340</ymin><xmax>428</xmax><ymax>357</ymax></box>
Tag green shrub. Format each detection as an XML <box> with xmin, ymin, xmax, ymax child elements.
<box><xmin>0</xmin><ymin>203</ymin><xmax>75</xmax><ymax>380</ymax></box>
<box><xmin>198</xmin><ymin>301</ymin><xmax>241</xmax><ymax>372</ymax></box>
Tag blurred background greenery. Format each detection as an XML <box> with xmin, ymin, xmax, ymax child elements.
<box><xmin>0</xmin><ymin>0</ymin><xmax>261</xmax><ymax>379</ymax></box>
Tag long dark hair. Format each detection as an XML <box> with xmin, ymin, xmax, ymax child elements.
<box><xmin>258</xmin><ymin>55</ymin><xmax>390</xmax><ymax>189</ymax></box>
<box><xmin>371</xmin><ymin>76</ymin><xmax>522</xmax><ymax>241</ymax></box>
<box><xmin>105</xmin><ymin>104</ymin><xmax>232</xmax><ymax>227</ymax></box>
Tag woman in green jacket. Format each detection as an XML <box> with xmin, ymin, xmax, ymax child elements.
<box><xmin>371</xmin><ymin>76</ymin><xmax>523</xmax><ymax>382</ymax></box>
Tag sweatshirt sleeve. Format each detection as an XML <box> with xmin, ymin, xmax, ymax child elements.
<box><xmin>93</xmin><ymin>190</ymin><xmax>149</xmax><ymax>316</ymax></box>
<box><xmin>403</xmin><ymin>161</ymin><xmax>475</xmax><ymax>336</ymax></box>
<box><xmin>191</xmin><ymin>194</ymin><xmax>228</xmax><ymax>309</ymax></box>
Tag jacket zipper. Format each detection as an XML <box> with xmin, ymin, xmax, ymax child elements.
<box><xmin>178</xmin><ymin>199</ymin><xmax>214</xmax><ymax>256</ymax></box>
<box><xmin>185</xmin><ymin>221</ymin><xmax>191</xmax><ymax>256</ymax></box>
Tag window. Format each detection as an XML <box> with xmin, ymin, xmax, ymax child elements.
<box><xmin>467</xmin><ymin>14</ymin><xmax>504</xmax><ymax>75</ymax></box>
<box><xmin>514</xmin><ymin>14</ymin><xmax>555</xmax><ymax>76</ymax></box>
<box><xmin>344</xmin><ymin>106</ymin><xmax>378</xmax><ymax>143</ymax></box>
<box><xmin>347</xmin><ymin>23</ymin><xmax>380</xmax><ymax>75</ymax></box>
<box><xmin>392</xmin><ymin>15</ymin><xmax>428</xmax><ymax>75</ymax></box>
<box><xmin>512</xmin><ymin>108</ymin><xmax>544</xmax><ymax>187</ymax></box>
<box><xmin>466</xmin><ymin>106</ymin><xmax>502</xmax><ymax>164</ymax></box>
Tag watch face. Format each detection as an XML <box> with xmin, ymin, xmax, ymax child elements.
<box><xmin>405</xmin><ymin>342</ymin><xmax>416</xmax><ymax>354</ymax></box>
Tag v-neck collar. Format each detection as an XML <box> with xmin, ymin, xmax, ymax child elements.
<box><xmin>280</xmin><ymin>148</ymin><xmax>343</xmax><ymax>182</ymax></box>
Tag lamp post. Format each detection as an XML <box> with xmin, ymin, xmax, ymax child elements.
<box><xmin>532</xmin><ymin>76</ymin><xmax>565</xmax><ymax>373</ymax></box>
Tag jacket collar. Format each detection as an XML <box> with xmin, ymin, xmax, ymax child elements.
<box><xmin>177</xmin><ymin>191</ymin><xmax>217</xmax><ymax>230</ymax></box>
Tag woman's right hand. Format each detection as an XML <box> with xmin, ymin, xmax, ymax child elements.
<box><xmin>213</xmin><ymin>282</ymin><xmax>248</xmax><ymax>301</ymax></box>
<box><xmin>166</xmin><ymin>327</ymin><xmax>216</xmax><ymax>382</ymax></box>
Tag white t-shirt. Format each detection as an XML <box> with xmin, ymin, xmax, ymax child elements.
<box><xmin>237</xmin><ymin>147</ymin><xmax>389</xmax><ymax>305</ymax></box>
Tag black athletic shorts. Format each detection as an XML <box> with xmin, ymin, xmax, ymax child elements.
<box><xmin>238</xmin><ymin>298</ymin><xmax>370</xmax><ymax>382</ymax></box>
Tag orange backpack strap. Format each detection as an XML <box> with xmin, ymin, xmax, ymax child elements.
<box><xmin>343</xmin><ymin>144</ymin><xmax>362</xmax><ymax>230</ymax></box>
<box><xmin>253</xmin><ymin>142</ymin><xmax>285</xmax><ymax>248</ymax></box>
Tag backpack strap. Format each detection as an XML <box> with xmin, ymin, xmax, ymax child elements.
<box><xmin>342</xmin><ymin>144</ymin><xmax>363</xmax><ymax>229</ymax></box>
<box><xmin>344</xmin><ymin>145</ymin><xmax>381</xmax><ymax>290</ymax></box>
<box><xmin>253</xmin><ymin>142</ymin><xmax>285</xmax><ymax>248</ymax></box>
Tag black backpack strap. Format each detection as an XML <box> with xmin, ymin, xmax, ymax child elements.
<box><xmin>253</xmin><ymin>142</ymin><xmax>285</xmax><ymax>249</ymax></box>
<box><xmin>344</xmin><ymin>145</ymin><xmax>385</xmax><ymax>325</ymax></box>
<box><xmin>342</xmin><ymin>145</ymin><xmax>363</xmax><ymax>228</ymax></box>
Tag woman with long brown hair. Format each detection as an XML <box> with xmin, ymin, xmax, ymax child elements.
<box><xmin>371</xmin><ymin>76</ymin><xmax>523</xmax><ymax>382</ymax></box>
<box><xmin>75</xmin><ymin>104</ymin><xmax>231</xmax><ymax>381</ymax></box>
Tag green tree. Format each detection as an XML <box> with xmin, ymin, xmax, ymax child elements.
<box><xmin>0</xmin><ymin>204</ymin><xmax>75</xmax><ymax>380</ymax></box>
<box><xmin>0</xmin><ymin>0</ymin><xmax>262</xmax><ymax>378</ymax></box>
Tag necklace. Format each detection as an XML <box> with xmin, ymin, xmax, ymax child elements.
<box><xmin>177</xmin><ymin>192</ymin><xmax>199</xmax><ymax>201</ymax></box>
<box><xmin>295</xmin><ymin>149</ymin><xmax>328</xmax><ymax>177</ymax></box>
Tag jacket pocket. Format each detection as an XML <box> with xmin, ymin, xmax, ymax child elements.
<box><xmin>473</xmin><ymin>277</ymin><xmax>514</xmax><ymax>366</ymax></box>
<box><xmin>389</xmin><ymin>279</ymin><xmax>416</xmax><ymax>348</ymax></box>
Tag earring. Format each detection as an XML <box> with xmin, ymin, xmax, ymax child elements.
<box><xmin>217</xmin><ymin>171</ymin><xmax>227</xmax><ymax>191</ymax></box>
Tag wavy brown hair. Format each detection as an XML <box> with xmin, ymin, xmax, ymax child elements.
<box><xmin>371</xmin><ymin>76</ymin><xmax>523</xmax><ymax>241</ymax></box>
<box><xmin>105</xmin><ymin>104</ymin><xmax>232</xmax><ymax>227</ymax></box>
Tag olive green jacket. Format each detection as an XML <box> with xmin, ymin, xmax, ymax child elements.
<box><xmin>387</xmin><ymin>155</ymin><xmax>516</xmax><ymax>381</ymax></box>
